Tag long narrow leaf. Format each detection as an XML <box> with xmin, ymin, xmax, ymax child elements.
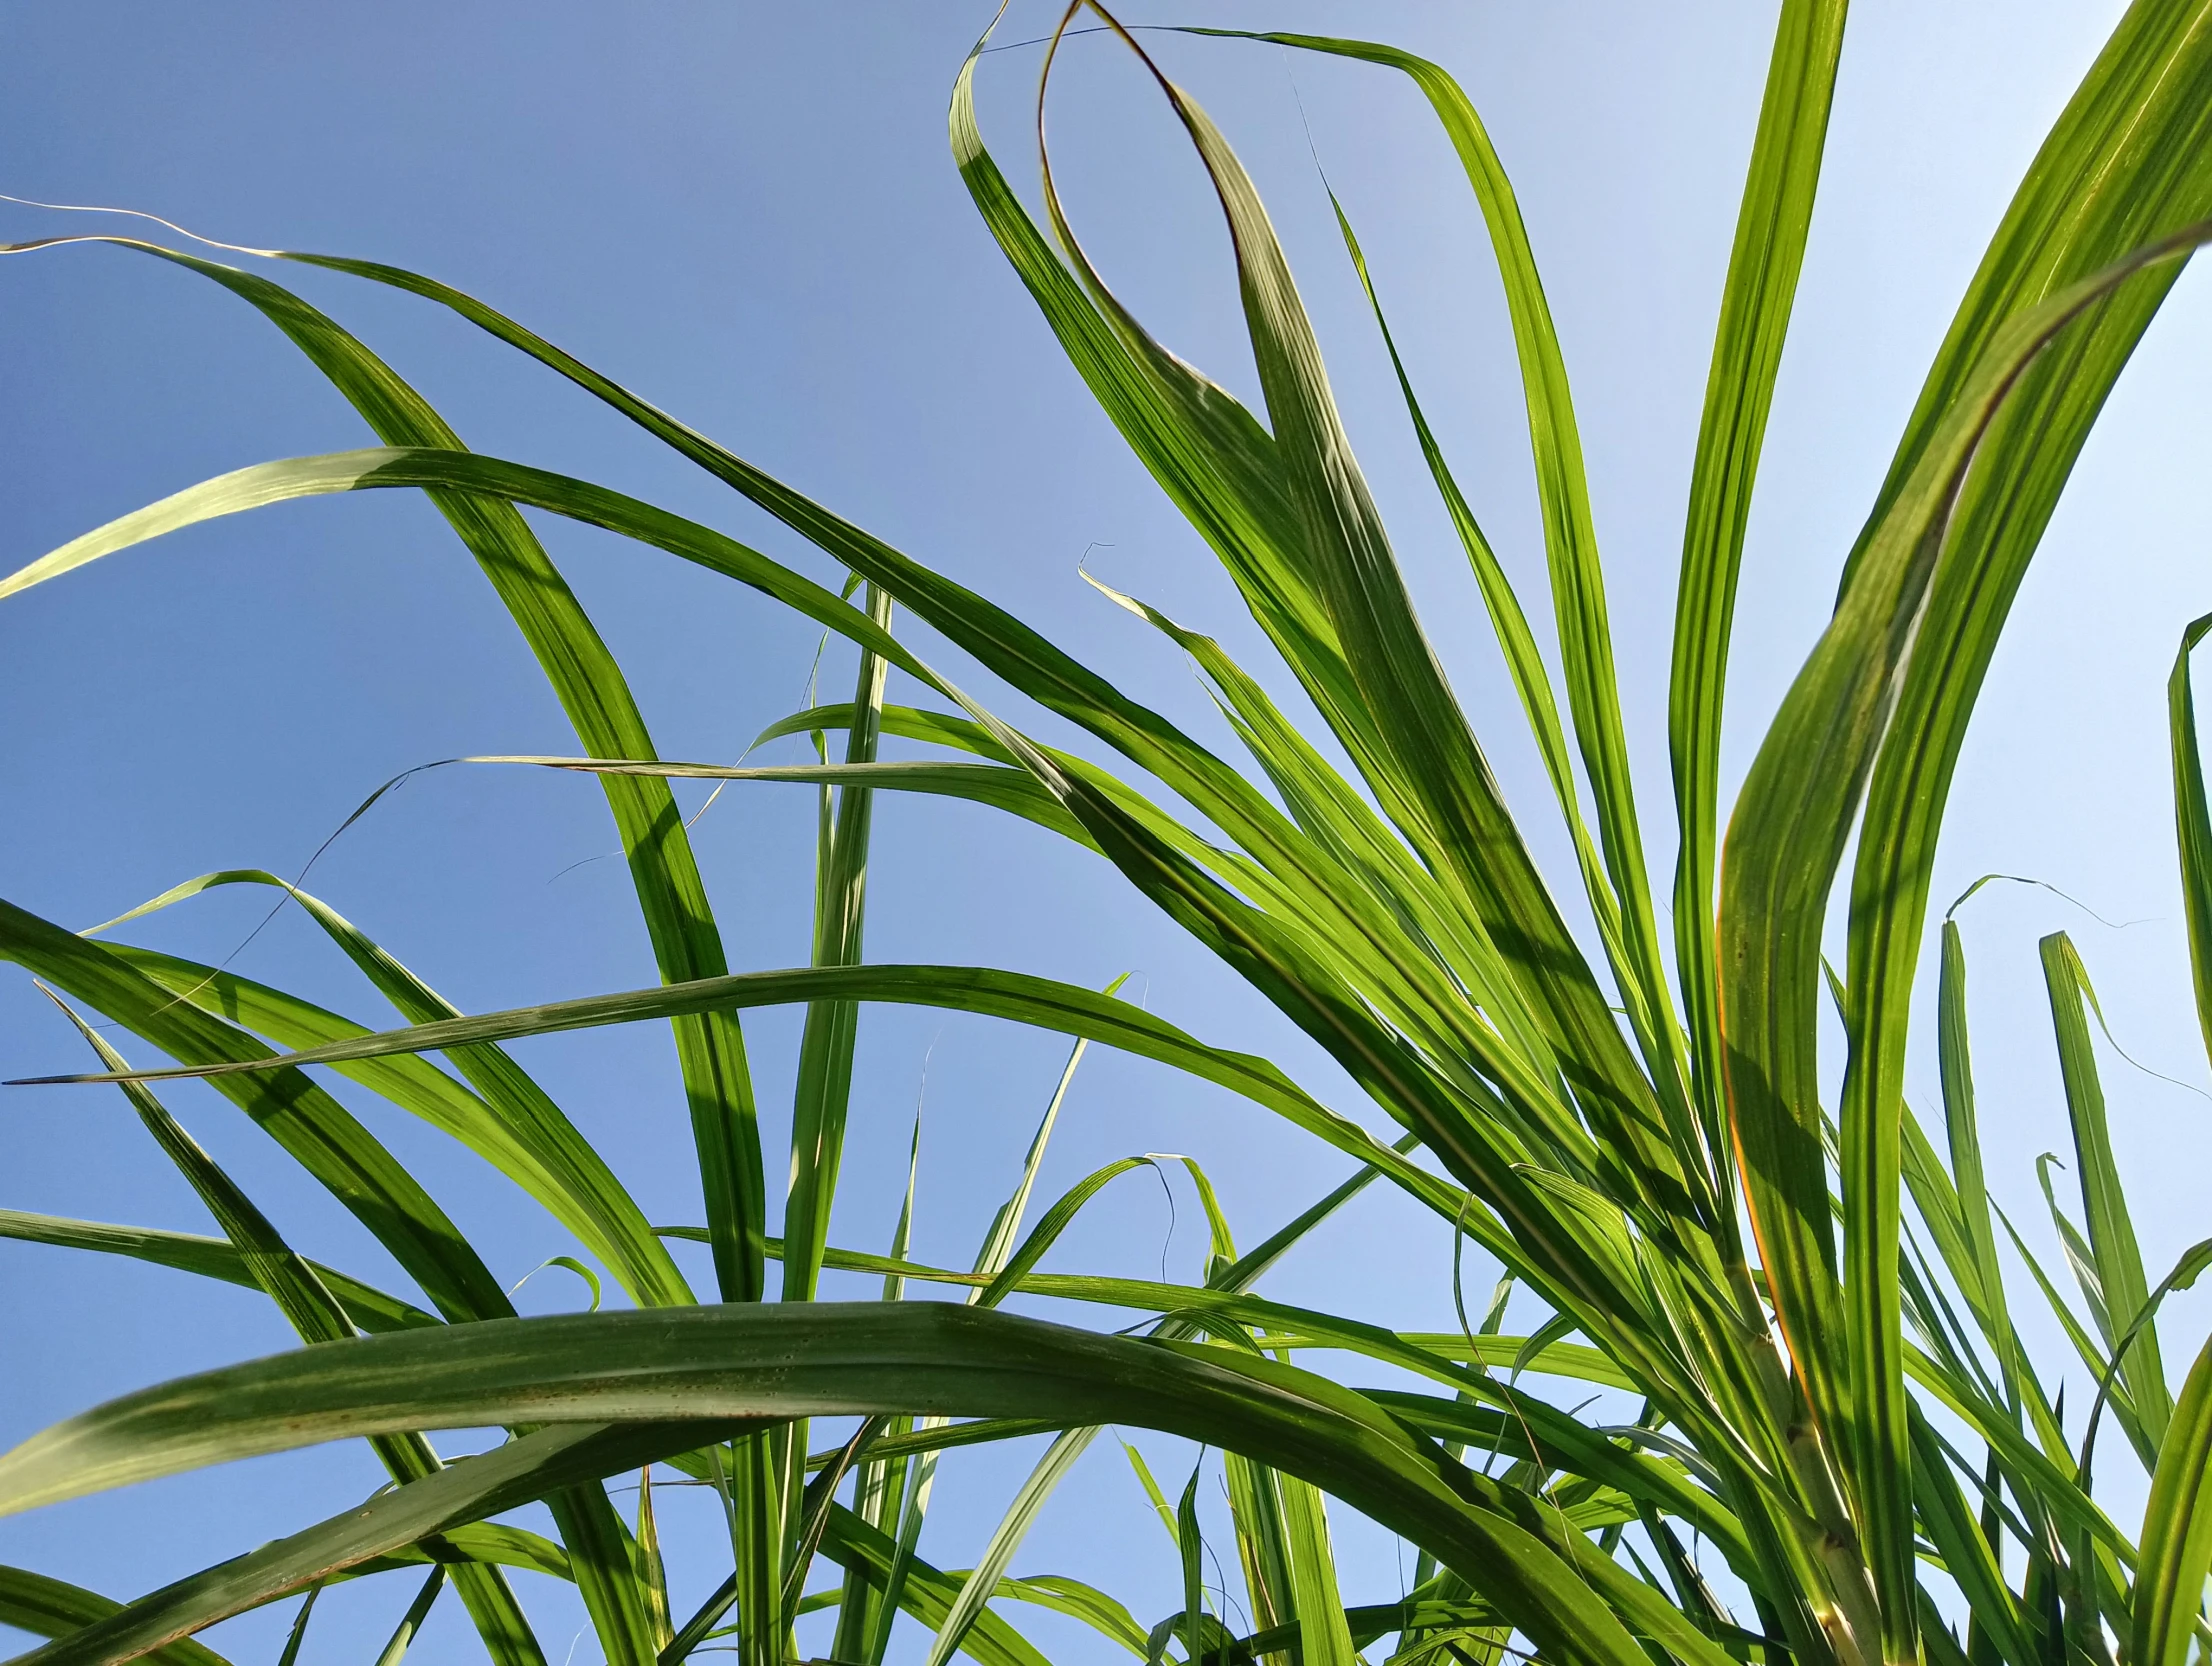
<box><xmin>0</xmin><ymin>233</ymin><xmax>766</xmax><ymax>1308</ymax></box>
<box><xmin>0</xmin><ymin>1304</ymin><xmax>1717</xmax><ymax>1666</ymax></box>
<box><xmin>2130</xmin><ymin>1331</ymin><xmax>2212</xmax><ymax>1666</ymax></box>
<box><xmin>2041</xmin><ymin>933</ymin><xmax>2169</xmax><ymax>1456</ymax></box>
<box><xmin>0</xmin><ymin>1422</ymin><xmax>747</xmax><ymax>1666</ymax></box>
<box><xmin>1665</xmin><ymin>0</ymin><xmax>1849</xmax><ymax>1166</ymax></box>
<box><xmin>2168</xmin><ymin>613</ymin><xmax>2212</xmax><ymax>1070</ymax></box>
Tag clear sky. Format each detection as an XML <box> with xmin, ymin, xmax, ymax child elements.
<box><xmin>3</xmin><ymin>3</ymin><xmax>2208</xmax><ymax>1662</ymax></box>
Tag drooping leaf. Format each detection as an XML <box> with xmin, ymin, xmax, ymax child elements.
<box><xmin>0</xmin><ymin>1421</ymin><xmax>748</xmax><ymax>1666</ymax></box>
<box><xmin>2041</xmin><ymin>932</ymin><xmax>2170</xmax><ymax>1457</ymax></box>
<box><xmin>2167</xmin><ymin>612</ymin><xmax>2212</xmax><ymax>1071</ymax></box>
<box><xmin>0</xmin><ymin>1567</ymin><xmax>230</xmax><ymax>1666</ymax></box>
<box><xmin>44</xmin><ymin>1000</ymin><xmax>546</xmax><ymax>1666</ymax></box>
<box><xmin>0</xmin><ymin>232</ymin><xmax>766</xmax><ymax>1309</ymax></box>
<box><xmin>0</xmin><ymin>1303</ymin><xmax>1709</xmax><ymax>1666</ymax></box>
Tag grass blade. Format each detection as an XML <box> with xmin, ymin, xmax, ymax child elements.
<box><xmin>636</xmin><ymin>1469</ymin><xmax>671</xmax><ymax>1653</ymax></box>
<box><xmin>1324</xmin><ymin>199</ymin><xmax>1712</xmax><ymax>1193</ymax></box>
<box><xmin>1275</xmin><ymin>1468</ymin><xmax>1356</xmax><ymax>1666</ymax></box>
<box><xmin>1072</xmin><ymin>19</ymin><xmax>1683</xmax><ymax>1224</ymax></box>
<box><xmin>50</xmin><ymin>996</ymin><xmax>359</xmax><ymax>1347</ymax></box>
<box><xmin>785</xmin><ymin>583</ymin><xmax>895</xmax><ymax>1303</ymax></box>
<box><xmin>2130</xmin><ymin>1331</ymin><xmax>2212</xmax><ymax>1666</ymax></box>
<box><xmin>2167</xmin><ymin>613</ymin><xmax>2212</xmax><ymax>1071</ymax></box>
<box><xmin>47</xmin><ymin>997</ymin><xmax>553</xmax><ymax>1666</ymax></box>
<box><xmin>13</xmin><ymin>959</ymin><xmax>1468</xmax><ymax>1231</ymax></box>
<box><xmin>7</xmin><ymin>909</ymin><xmax>645</xmax><ymax>1665</ymax></box>
<box><xmin>95</xmin><ymin>869</ymin><xmax>689</xmax><ymax>1308</ymax></box>
<box><xmin>0</xmin><ymin>894</ymin><xmax>506</xmax><ymax>1322</ymax></box>
<box><xmin>105</xmin><ymin>935</ymin><xmax>681</xmax><ymax>1313</ymax></box>
<box><xmin>1184</xmin><ymin>20</ymin><xmax>1697</xmax><ymax>1230</ymax></box>
<box><xmin>1907</xmin><ymin>1404</ymin><xmax>2035</xmax><ymax>1666</ymax></box>
<box><xmin>909</xmin><ymin>1031</ymin><xmax>1102</xmax><ymax>1666</ymax></box>
<box><xmin>1173</xmin><ymin>1458</ymin><xmax>1212</xmax><ymax>1666</ymax></box>
<box><xmin>0</xmin><ymin>1303</ymin><xmax>1691</xmax><ymax>1666</ymax></box>
<box><xmin>0</xmin><ymin>444</ymin><xmax>1638</xmax><ymax>1322</ymax></box>
<box><xmin>982</xmin><ymin>1573</ymin><xmax>1148</xmax><ymax>1658</ymax></box>
<box><xmin>0</xmin><ymin>235</ymin><xmax>767</xmax><ymax>1305</ymax></box>
<box><xmin>0</xmin><ymin>1422</ymin><xmax>747</xmax><ymax>1666</ymax></box>
<box><xmin>1666</xmin><ymin>0</ymin><xmax>1849</xmax><ymax>1161</ymax></box>
<box><xmin>0</xmin><ymin>1568</ymin><xmax>229</xmax><ymax>1666</ymax></box>
<box><xmin>1936</xmin><ymin>922</ymin><xmax>2023</xmax><ymax>1413</ymax></box>
<box><xmin>2040</xmin><ymin>933</ymin><xmax>2170</xmax><ymax>1456</ymax></box>
<box><xmin>273</xmin><ymin>1588</ymin><xmax>317</xmax><ymax>1666</ymax></box>
<box><xmin>1825</xmin><ymin>11</ymin><xmax>2212</xmax><ymax>1645</ymax></box>
<box><xmin>0</xmin><ymin>1208</ymin><xmax>435</xmax><ymax>1333</ymax></box>
<box><xmin>1719</xmin><ymin>215</ymin><xmax>2212</xmax><ymax>1661</ymax></box>
<box><xmin>832</xmin><ymin>1112</ymin><xmax>925</xmax><ymax>1666</ymax></box>
<box><xmin>818</xmin><ymin>1506</ymin><xmax>1053</xmax><ymax>1666</ymax></box>
<box><xmin>371</xmin><ymin>1567</ymin><xmax>445</xmax><ymax>1666</ymax></box>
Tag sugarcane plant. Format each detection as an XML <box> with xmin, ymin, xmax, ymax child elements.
<box><xmin>6</xmin><ymin>4</ymin><xmax>2212</xmax><ymax>1666</ymax></box>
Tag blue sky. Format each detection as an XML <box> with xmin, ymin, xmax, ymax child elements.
<box><xmin>3</xmin><ymin>3</ymin><xmax>2209</xmax><ymax>1662</ymax></box>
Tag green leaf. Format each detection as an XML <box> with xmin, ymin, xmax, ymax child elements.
<box><xmin>0</xmin><ymin>895</ymin><xmax>506</xmax><ymax>1321</ymax></box>
<box><xmin>2168</xmin><ymin>612</ymin><xmax>2212</xmax><ymax>1071</ymax></box>
<box><xmin>371</xmin><ymin>1567</ymin><xmax>445</xmax><ymax>1666</ymax></box>
<box><xmin>93</xmin><ymin>868</ymin><xmax>689</xmax><ymax>1309</ymax></box>
<box><xmin>209</xmin><ymin>153</ymin><xmax>1680</xmax><ymax>1380</ymax></box>
<box><xmin>0</xmin><ymin>1208</ymin><xmax>436</xmax><ymax>1333</ymax></box>
<box><xmin>634</xmin><ymin>1468</ymin><xmax>670</xmax><ymax>1654</ymax></box>
<box><xmin>1223</xmin><ymin>1451</ymin><xmax>1296</xmax><ymax>1666</ymax></box>
<box><xmin>0</xmin><ymin>1421</ymin><xmax>748</xmax><ymax>1666</ymax></box>
<box><xmin>353</xmin><ymin>1524</ymin><xmax>573</xmax><ymax>1584</ymax></box>
<box><xmin>36</xmin><ymin>237</ymin><xmax>765</xmax><ymax>1315</ymax></box>
<box><xmin>1175</xmin><ymin>1457</ymin><xmax>1212</xmax><ymax>1666</ymax></box>
<box><xmin>2041</xmin><ymin>932</ymin><xmax>2170</xmax><ymax>1456</ymax></box>
<box><xmin>274</xmin><ymin>1588</ymin><xmax>319</xmax><ymax>1666</ymax></box>
<box><xmin>1323</xmin><ymin>194</ymin><xmax>1658</xmax><ymax>1173</ymax></box>
<box><xmin>2077</xmin><ymin>1233</ymin><xmax>2212</xmax><ymax>1498</ymax></box>
<box><xmin>0</xmin><ymin>896</ymin><xmax>648</xmax><ymax>1665</ymax></box>
<box><xmin>739</xmin><ymin>1236</ymin><xmax>1704</xmax><ymax>1518</ymax></box>
<box><xmin>984</xmin><ymin>1573</ymin><xmax>1149</xmax><ymax>1658</ymax></box>
<box><xmin>513</xmin><ymin>1256</ymin><xmax>603</xmax><ymax>1313</ymax></box>
<box><xmin>1508</xmin><ymin>1311</ymin><xmax>1582</xmax><ymax>1385</ymax></box>
<box><xmin>1934</xmin><ymin>922</ymin><xmax>2025</xmax><ymax>1413</ymax></box>
<box><xmin>1666</xmin><ymin>0</ymin><xmax>1849</xmax><ymax>1165</ymax></box>
<box><xmin>1906</xmin><ymin>1404</ymin><xmax>2036</xmax><ymax>1666</ymax></box>
<box><xmin>1088</xmin><ymin>20</ymin><xmax>1684</xmax><ymax>1230</ymax></box>
<box><xmin>1275</xmin><ymin>1466</ymin><xmax>1356</xmax><ymax>1666</ymax></box>
<box><xmin>0</xmin><ymin>1567</ymin><xmax>229</xmax><ymax>1666</ymax></box>
<box><xmin>1247</xmin><ymin>1596</ymin><xmax>1507</xmax><ymax>1663</ymax></box>
<box><xmin>1826</xmin><ymin>9</ymin><xmax>2212</xmax><ymax>1646</ymax></box>
<box><xmin>973</xmin><ymin>1155</ymin><xmax>1155</xmax><ymax>1313</ymax></box>
<box><xmin>831</xmin><ymin>1110</ymin><xmax>925</xmax><ymax>1666</ymax></box>
<box><xmin>0</xmin><ymin>234</ymin><xmax>765</xmax><ymax>1309</ymax></box>
<box><xmin>1123</xmin><ymin>1441</ymin><xmax>1182</xmax><ymax>1550</ymax></box>
<box><xmin>816</xmin><ymin>1505</ymin><xmax>1053</xmax><ymax>1666</ymax></box>
<box><xmin>1181</xmin><ymin>17</ymin><xmax>1697</xmax><ymax>1236</ymax></box>
<box><xmin>785</xmin><ymin>582</ymin><xmax>895</xmax><ymax>1304</ymax></box>
<box><xmin>471</xmin><ymin>755</ymin><xmax>1091</xmax><ymax>848</ymax></box>
<box><xmin>1719</xmin><ymin>213</ymin><xmax>2212</xmax><ymax>1665</ymax></box>
<box><xmin>0</xmin><ymin>439</ymin><xmax>1661</xmax><ymax>1375</ymax></box>
<box><xmin>2130</xmin><ymin>1330</ymin><xmax>2212</xmax><ymax>1666</ymax></box>
<box><xmin>46</xmin><ymin>995</ymin><xmax>362</xmax><ymax>1348</ymax></box>
<box><xmin>45</xmin><ymin>996</ymin><xmax>551</xmax><ymax>1666</ymax></box>
<box><xmin>16</xmin><ymin>958</ymin><xmax>1465</xmax><ymax>1231</ymax></box>
<box><xmin>0</xmin><ymin>1304</ymin><xmax>1694</xmax><ymax>1666</ymax></box>
<box><xmin>911</xmin><ymin>1027</ymin><xmax>1107</xmax><ymax>1666</ymax></box>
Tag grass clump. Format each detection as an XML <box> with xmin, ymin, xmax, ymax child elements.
<box><xmin>7</xmin><ymin>8</ymin><xmax>2212</xmax><ymax>1666</ymax></box>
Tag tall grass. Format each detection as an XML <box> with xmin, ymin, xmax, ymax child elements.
<box><xmin>6</xmin><ymin>6</ymin><xmax>2212</xmax><ymax>1666</ymax></box>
